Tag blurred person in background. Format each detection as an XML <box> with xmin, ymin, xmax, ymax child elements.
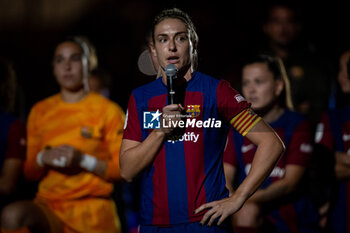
<box><xmin>88</xmin><ymin>68</ymin><xmax>113</xmax><ymax>98</ymax></box>
<box><xmin>0</xmin><ymin>57</ymin><xmax>26</xmax><ymax>222</ymax></box>
<box><xmin>314</xmin><ymin>49</ymin><xmax>350</xmax><ymax>233</ymax></box>
<box><xmin>256</xmin><ymin>0</ymin><xmax>331</xmax><ymax>129</ymax></box>
<box><xmin>223</xmin><ymin>54</ymin><xmax>319</xmax><ymax>233</ymax></box>
<box><xmin>1</xmin><ymin>36</ymin><xmax>125</xmax><ymax>233</ymax></box>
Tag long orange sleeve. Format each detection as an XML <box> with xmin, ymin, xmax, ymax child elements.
<box><xmin>24</xmin><ymin>100</ymin><xmax>47</xmax><ymax>181</ymax></box>
<box><xmin>100</xmin><ymin>101</ymin><xmax>125</xmax><ymax>181</ymax></box>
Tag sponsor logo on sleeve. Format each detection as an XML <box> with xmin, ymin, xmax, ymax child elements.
<box><xmin>234</xmin><ymin>94</ymin><xmax>245</xmax><ymax>103</ymax></box>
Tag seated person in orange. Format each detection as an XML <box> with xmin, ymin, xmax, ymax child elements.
<box><xmin>1</xmin><ymin>36</ymin><xmax>125</xmax><ymax>233</ymax></box>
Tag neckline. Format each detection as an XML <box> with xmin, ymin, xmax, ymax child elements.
<box><xmin>58</xmin><ymin>92</ymin><xmax>92</xmax><ymax>106</ymax></box>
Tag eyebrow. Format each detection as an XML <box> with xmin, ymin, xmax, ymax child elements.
<box><xmin>54</xmin><ymin>52</ymin><xmax>82</xmax><ymax>57</ymax></box>
<box><xmin>156</xmin><ymin>31</ymin><xmax>188</xmax><ymax>37</ymax></box>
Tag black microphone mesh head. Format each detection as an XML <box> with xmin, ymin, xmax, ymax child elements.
<box><xmin>165</xmin><ymin>64</ymin><xmax>178</xmax><ymax>77</ymax></box>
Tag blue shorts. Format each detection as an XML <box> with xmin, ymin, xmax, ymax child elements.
<box><xmin>140</xmin><ymin>222</ymin><xmax>230</xmax><ymax>233</ymax></box>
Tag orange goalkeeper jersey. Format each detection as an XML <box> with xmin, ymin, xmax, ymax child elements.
<box><xmin>24</xmin><ymin>92</ymin><xmax>124</xmax><ymax>232</ymax></box>
<box><xmin>25</xmin><ymin>92</ymin><xmax>125</xmax><ymax>199</ymax></box>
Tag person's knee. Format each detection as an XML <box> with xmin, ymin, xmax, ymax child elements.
<box><xmin>1</xmin><ymin>201</ymin><xmax>32</xmax><ymax>229</ymax></box>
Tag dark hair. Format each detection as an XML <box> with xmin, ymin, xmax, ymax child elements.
<box><xmin>90</xmin><ymin>68</ymin><xmax>112</xmax><ymax>88</ymax></box>
<box><xmin>0</xmin><ymin>57</ymin><xmax>17</xmax><ymax>113</ymax></box>
<box><xmin>242</xmin><ymin>54</ymin><xmax>293</xmax><ymax>110</ymax></box>
<box><xmin>263</xmin><ymin>0</ymin><xmax>301</xmax><ymax>24</ymax></box>
<box><xmin>151</xmin><ymin>8</ymin><xmax>199</xmax><ymax>70</ymax></box>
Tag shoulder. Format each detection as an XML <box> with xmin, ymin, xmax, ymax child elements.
<box><xmin>284</xmin><ymin>109</ymin><xmax>306</xmax><ymax>122</ymax></box>
<box><xmin>282</xmin><ymin>110</ymin><xmax>311</xmax><ymax>131</ymax></box>
<box><xmin>0</xmin><ymin>111</ymin><xmax>18</xmax><ymax>129</ymax></box>
<box><xmin>88</xmin><ymin>92</ymin><xmax>125</xmax><ymax>116</ymax></box>
<box><xmin>187</xmin><ymin>72</ymin><xmax>228</xmax><ymax>96</ymax></box>
<box><xmin>29</xmin><ymin>94</ymin><xmax>61</xmax><ymax>115</ymax></box>
<box><xmin>192</xmin><ymin>71</ymin><xmax>221</xmax><ymax>86</ymax></box>
<box><xmin>130</xmin><ymin>78</ymin><xmax>166</xmax><ymax>106</ymax></box>
<box><xmin>132</xmin><ymin>78</ymin><xmax>163</xmax><ymax>95</ymax></box>
<box><xmin>329</xmin><ymin>106</ymin><xmax>350</xmax><ymax>121</ymax></box>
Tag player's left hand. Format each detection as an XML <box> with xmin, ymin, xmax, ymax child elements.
<box><xmin>194</xmin><ymin>194</ymin><xmax>246</xmax><ymax>226</ymax></box>
<box><xmin>56</xmin><ymin>145</ymin><xmax>83</xmax><ymax>167</ymax></box>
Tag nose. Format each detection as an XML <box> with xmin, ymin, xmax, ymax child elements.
<box><xmin>168</xmin><ymin>38</ymin><xmax>176</xmax><ymax>52</ymax></box>
<box><xmin>243</xmin><ymin>83</ymin><xmax>256</xmax><ymax>96</ymax></box>
<box><xmin>248</xmin><ymin>85</ymin><xmax>256</xmax><ymax>94</ymax></box>
<box><xmin>63</xmin><ymin>60</ymin><xmax>71</xmax><ymax>70</ymax></box>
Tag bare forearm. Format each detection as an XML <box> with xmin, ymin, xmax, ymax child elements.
<box><xmin>249</xmin><ymin>181</ymin><xmax>290</xmax><ymax>204</ymax></box>
<box><xmin>235</xmin><ymin>135</ymin><xmax>284</xmax><ymax>201</ymax></box>
<box><xmin>335</xmin><ymin>152</ymin><xmax>350</xmax><ymax>180</ymax></box>
<box><xmin>0</xmin><ymin>159</ymin><xmax>22</xmax><ymax>196</ymax></box>
<box><xmin>0</xmin><ymin>179</ymin><xmax>16</xmax><ymax>196</ymax></box>
<box><xmin>120</xmin><ymin>130</ymin><xmax>166</xmax><ymax>181</ymax></box>
<box><xmin>335</xmin><ymin>163</ymin><xmax>350</xmax><ymax>180</ymax></box>
<box><xmin>336</xmin><ymin>152</ymin><xmax>350</xmax><ymax>166</ymax></box>
<box><xmin>250</xmin><ymin>165</ymin><xmax>305</xmax><ymax>204</ymax></box>
<box><xmin>88</xmin><ymin>159</ymin><xmax>107</xmax><ymax>177</ymax></box>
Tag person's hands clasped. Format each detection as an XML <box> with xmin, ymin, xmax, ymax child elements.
<box><xmin>194</xmin><ymin>193</ymin><xmax>247</xmax><ymax>227</ymax></box>
<box><xmin>41</xmin><ymin>145</ymin><xmax>83</xmax><ymax>168</ymax></box>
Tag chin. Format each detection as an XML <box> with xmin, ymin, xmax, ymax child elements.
<box><xmin>250</xmin><ymin>103</ymin><xmax>260</xmax><ymax>110</ymax></box>
<box><xmin>62</xmin><ymin>85</ymin><xmax>84</xmax><ymax>92</ymax></box>
<box><xmin>252</xmin><ymin>105</ymin><xmax>265</xmax><ymax>112</ymax></box>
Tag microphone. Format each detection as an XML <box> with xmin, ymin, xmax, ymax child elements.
<box><xmin>165</xmin><ymin>64</ymin><xmax>178</xmax><ymax>105</ymax></box>
<box><xmin>164</xmin><ymin>64</ymin><xmax>185</xmax><ymax>141</ymax></box>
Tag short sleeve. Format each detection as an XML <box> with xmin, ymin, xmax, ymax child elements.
<box><xmin>123</xmin><ymin>93</ymin><xmax>142</xmax><ymax>142</ymax></box>
<box><xmin>314</xmin><ymin>112</ymin><xmax>334</xmax><ymax>150</ymax></box>
<box><xmin>102</xmin><ymin>102</ymin><xmax>125</xmax><ymax>180</ymax></box>
<box><xmin>5</xmin><ymin>119</ymin><xmax>26</xmax><ymax>160</ymax></box>
<box><xmin>216</xmin><ymin>80</ymin><xmax>261</xmax><ymax>136</ymax></box>
<box><xmin>216</xmin><ymin>80</ymin><xmax>250</xmax><ymax>122</ymax></box>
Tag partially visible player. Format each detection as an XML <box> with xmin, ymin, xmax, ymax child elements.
<box><xmin>223</xmin><ymin>54</ymin><xmax>319</xmax><ymax>233</ymax></box>
<box><xmin>0</xmin><ymin>58</ymin><xmax>26</xmax><ymax>214</ymax></box>
<box><xmin>314</xmin><ymin>50</ymin><xmax>350</xmax><ymax>233</ymax></box>
<box><xmin>1</xmin><ymin>36</ymin><xmax>125</xmax><ymax>233</ymax></box>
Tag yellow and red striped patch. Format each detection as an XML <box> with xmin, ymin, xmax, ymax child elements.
<box><xmin>230</xmin><ymin>108</ymin><xmax>261</xmax><ymax>136</ymax></box>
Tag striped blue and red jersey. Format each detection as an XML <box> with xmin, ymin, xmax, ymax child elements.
<box><xmin>0</xmin><ymin>111</ymin><xmax>26</xmax><ymax>210</ymax></box>
<box><xmin>224</xmin><ymin>109</ymin><xmax>319</xmax><ymax>233</ymax></box>
<box><xmin>315</xmin><ymin>105</ymin><xmax>350</xmax><ymax>233</ymax></box>
<box><xmin>0</xmin><ymin>111</ymin><xmax>26</xmax><ymax>168</ymax></box>
<box><xmin>123</xmin><ymin>71</ymin><xmax>259</xmax><ymax>226</ymax></box>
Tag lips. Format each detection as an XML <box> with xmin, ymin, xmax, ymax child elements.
<box><xmin>248</xmin><ymin>97</ymin><xmax>258</xmax><ymax>103</ymax></box>
<box><xmin>167</xmin><ymin>56</ymin><xmax>179</xmax><ymax>64</ymax></box>
<box><xmin>62</xmin><ymin>74</ymin><xmax>74</xmax><ymax>80</ymax></box>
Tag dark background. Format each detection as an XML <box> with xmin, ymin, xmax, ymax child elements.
<box><xmin>1</xmin><ymin>0</ymin><xmax>349</xmax><ymax>118</ymax></box>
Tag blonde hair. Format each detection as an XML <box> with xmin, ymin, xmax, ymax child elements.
<box><xmin>275</xmin><ymin>56</ymin><xmax>294</xmax><ymax>110</ymax></box>
<box><xmin>55</xmin><ymin>36</ymin><xmax>98</xmax><ymax>92</ymax></box>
